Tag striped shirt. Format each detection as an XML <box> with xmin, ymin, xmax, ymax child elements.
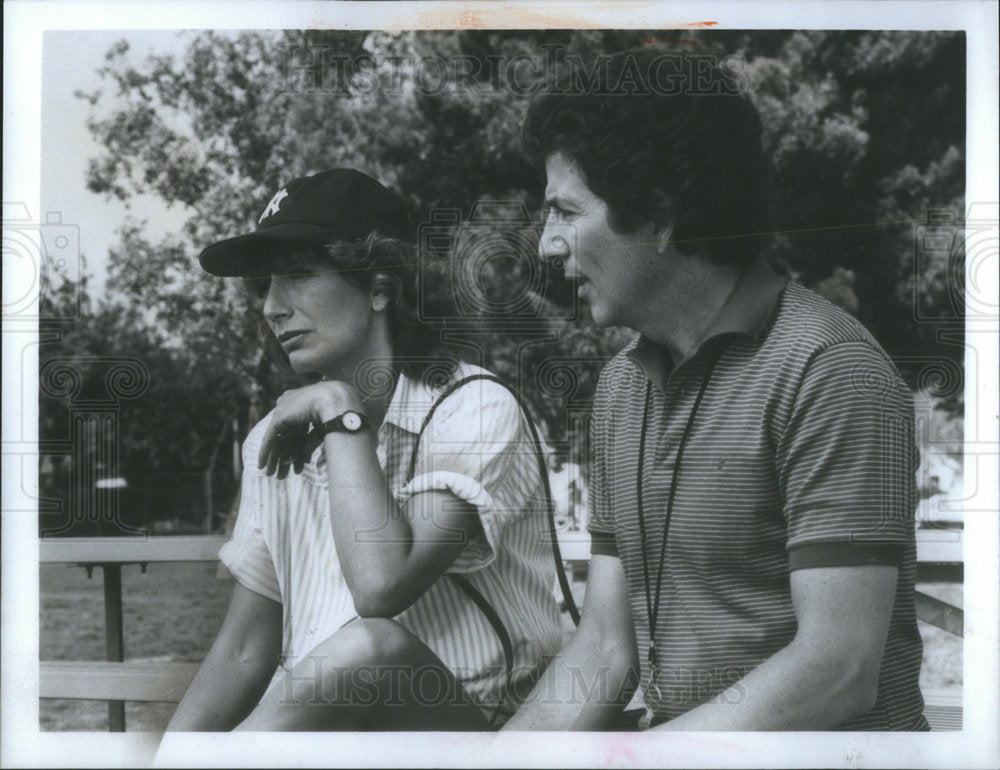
<box><xmin>221</xmin><ymin>361</ymin><xmax>563</xmax><ymax>716</ymax></box>
<box><xmin>588</xmin><ymin>266</ymin><xmax>927</xmax><ymax>730</ymax></box>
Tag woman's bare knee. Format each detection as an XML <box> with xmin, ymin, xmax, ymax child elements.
<box><xmin>337</xmin><ymin>617</ymin><xmax>417</xmax><ymax>664</ymax></box>
<box><xmin>238</xmin><ymin>618</ymin><xmax>488</xmax><ymax>731</ymax></box>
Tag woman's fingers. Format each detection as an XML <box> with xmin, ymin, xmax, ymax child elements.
<box><xmin>258</xmin><ymin>383</ymin><xmax>348</xmax><ymax>476</ymax></box>
<box><xmin>259</xmin><ymin>423</ymin><xmax>310</xmax><ymax>477</ymax></box>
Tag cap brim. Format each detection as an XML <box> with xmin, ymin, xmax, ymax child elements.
<box><xmin>198</xmin><ymin>222</ymin><xmax>346</xmax><ymax>277</ymax></box>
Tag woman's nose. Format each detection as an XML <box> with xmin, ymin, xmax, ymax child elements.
<box><xmin>262</xmin><ymin>278</ymin><xmax>290</xmax><ymax>323</ymax></box>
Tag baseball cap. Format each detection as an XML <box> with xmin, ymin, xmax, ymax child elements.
<box><xmin>199</xmin><ymin>168</ymin><xmax>413</xmax><ymax>276</ymax></box>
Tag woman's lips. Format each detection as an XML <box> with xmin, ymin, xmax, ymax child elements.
<box><xmin>278</xmin><ymin>330</ymin><xmax>308</xmax><ymax>348</ymax></box>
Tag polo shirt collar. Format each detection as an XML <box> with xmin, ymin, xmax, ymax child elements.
<box><xmin>627</xmin><ymin>258</ymin><xmax>788</xmax><ymax>389</ymax></box>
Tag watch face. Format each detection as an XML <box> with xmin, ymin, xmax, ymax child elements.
<box><xmin>342</xmin><ymin>412</ymin><xmax>363</xmax><ymax>431</ymax></box>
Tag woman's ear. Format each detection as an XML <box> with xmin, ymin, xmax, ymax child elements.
<box><xmin>370</xmin><ymin>272</ymin><xmax>395</xmax><ymax>312</ymax></box>
<box><xmin>371</xmin><ymin>290</ymin><xmax>391</xmax><ymax>313</ymax></box>
<box><xmin>370</xmin><ymin>271</ymin><xmax>401</xmax><ymax>313</ymax></box>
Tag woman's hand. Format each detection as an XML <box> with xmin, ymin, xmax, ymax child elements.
<box><xmin>258</xmin><ymin>381</ymin><xmax>364</xmax><ymax>478</ymax></box>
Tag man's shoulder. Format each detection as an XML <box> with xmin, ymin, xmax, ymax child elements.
<box><xmin>770</xmin><ymin>281</ymin><xmax>891</xmax><ymax>360</ymax></box>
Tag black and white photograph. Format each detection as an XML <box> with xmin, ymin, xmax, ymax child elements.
<box><xmin>3</xmin><ymin>1</ymin><xmax>998</xmax><ymax>767</ymax></box>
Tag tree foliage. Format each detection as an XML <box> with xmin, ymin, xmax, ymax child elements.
<box><xmin>40</xmin><ymin>29</ymin><xmax>966</xmax><ymax>529</ymax></box>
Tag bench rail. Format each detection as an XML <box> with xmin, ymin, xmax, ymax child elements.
<box><xmin>40</xmin><ymin>532</ymin><xmax>963</xmax><ymax>731</ymax></box>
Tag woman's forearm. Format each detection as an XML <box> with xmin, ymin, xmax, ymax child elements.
<box><xmin>167</xmin><ymin>584</ymin><xmax>282</xmax><ymax>731</ymax></box>
<box><xmin>321</xmin><ymin>430</ymin><xmax>416</xmax><ymax>616</ymax></box>
<box><xmin>167</xmin><ymin>643</ymin><xmax>278</xmax><ymax>731</ymax></box>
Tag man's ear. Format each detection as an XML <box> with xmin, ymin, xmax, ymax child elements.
<box><xmin>652</xmin><ymin>191</ymin><xmax>675</xmax><ymax>254</ymax></box>
<box><xmin>655</xmin><ymin>220</ymin><xmax>675</xmax><ymax>255</ymax></box>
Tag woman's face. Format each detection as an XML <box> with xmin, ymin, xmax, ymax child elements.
<box><xmin>258</xmin><ymin>249</ymin><xmax>377</xmax><ymax>379</ymax></box>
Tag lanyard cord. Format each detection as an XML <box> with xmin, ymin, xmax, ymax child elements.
<box><xmin>635</xmin><ymin>342</ymin><xmax>727</xmax><ymax>676</ymax></box>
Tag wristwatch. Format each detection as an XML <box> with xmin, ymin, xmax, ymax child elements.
<box><xmin>314</xmin><ymin>410</ymin><xmax>371</xmax><ymax>436</ymax></box>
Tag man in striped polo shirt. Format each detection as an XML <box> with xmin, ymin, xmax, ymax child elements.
<box><xmin>505</xmin><ymin>49</ymin><xmax>927</xmax><ymax>731</ymax></box>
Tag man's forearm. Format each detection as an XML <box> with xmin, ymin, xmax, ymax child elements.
<box><xmin>655</xmin><ymin>564</ymin><xmax>896</xmax><ymax>730</ymax></box>
<box><xmin>653</xmin><ymin>639</ymin><xmax>879</xmax><ymax>731</ymax></box>
<box><xmin>504</xmin><ymin>627</ymin><xmax>638</xmax><ymax>731</ymax></box>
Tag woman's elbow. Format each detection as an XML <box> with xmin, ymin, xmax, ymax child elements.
<box><xmin>351</xmin><ymin>581</ymin><xmax>410</xmax><ymax>619</ymax></box>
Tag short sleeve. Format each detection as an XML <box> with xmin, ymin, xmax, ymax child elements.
<box><xmin>777</xmin><ymin>341</ymin><xmax>919</xmax><ymax>564</ymax></box>
<box><xmin>218</xmin><ymin>419</ymin><xmax>282</xmax><ymax>602</ymax></box>
<box><xmin>395</xmin><ymin>379</ymin><xmax>542</xmax><ymax>573</ymax></box>
<box><xmin>587</xmin><ymin>365</ymin><xmax>619</xmax><ymax>557</ymax></box>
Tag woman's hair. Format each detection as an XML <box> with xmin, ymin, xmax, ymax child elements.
<box><xmin>322</xmin><ymin>231</ymin><xmax>460</xmax><ymax>385</ymax></box>
<box><xmin>522</xmin><ymin>48</ymin><xmax>773</xmax><ymax>267</ymax></box>
<box><xmin>247</xmin><ymin>232</ymin><xmax>460</xmax><ymax>387</ymax></box>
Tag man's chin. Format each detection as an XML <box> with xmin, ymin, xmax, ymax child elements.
<box><xmin>585</xmin><ymin>302</ymin><xmax>614</xmax><ymax>328</ymax></box>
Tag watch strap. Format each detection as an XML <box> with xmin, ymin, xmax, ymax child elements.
<box><xmin>313</xmin><ymin>410</ymin><xmax>370</xmax><ymax>436</ymax></box>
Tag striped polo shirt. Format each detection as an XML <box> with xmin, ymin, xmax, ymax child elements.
<box><xmin>588</xmin><ymin>264</ymin><xmax>928</xmax><ymax>730</ymax></box>
<box><xmin>221</xmin><ymin>361</ymin><xmax>563</xmax><ymax>718</ymax></box>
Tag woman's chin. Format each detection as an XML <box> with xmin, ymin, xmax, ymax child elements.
<box><xmin>285</xmin><ymin>352</ymin><xmax>322</xmax><ymax>375</ymax></box>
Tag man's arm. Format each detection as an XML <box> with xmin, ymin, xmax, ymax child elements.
<box><xmin>503</xmin><ymin>554</ymin><xmax>639</xmax><ymax>730</ymax></box>
<box><xmin>166</xmin><ymin>582</ymin><xmax>282</xmax><ymax>731</ymax></box>
<box><xmin>655</xmin><ymin>563</ymin><xmax>897</xmax><ymax>731</ymax></box>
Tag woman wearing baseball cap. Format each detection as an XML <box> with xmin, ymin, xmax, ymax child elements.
<box><xmin>167</xmin><ymin>169</ymin><xmax>563</xmax><ymax>731</ymax></box>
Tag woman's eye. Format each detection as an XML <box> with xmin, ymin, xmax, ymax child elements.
<box><xmin>244</xmin><ymin>276</ymin><xmax>270</xmax><ymax>299</ymax></box>
<box><xmin>282</xmin><ymin>264</ymin><xmax>323</xmax><ymax>281</ymax></box>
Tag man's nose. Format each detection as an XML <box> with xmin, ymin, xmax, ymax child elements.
<box><xmin>538</xmin><ymin>219</ymin><xmax>572</xmax><ymax>269</ymax></box>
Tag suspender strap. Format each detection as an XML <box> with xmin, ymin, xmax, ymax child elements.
<box><xmin>407</xmin><ymin>374</ymin><xmax>579</xmax><ymax>623</ymax></box>
<box><xmin>406</xmin><ymin>373</ymin><xmax>580</xmax><ymax>727</ymax></box>
<box><xmin>447</xmin><ymin>573</ymin><xmax>514</xmax><ymax>729</ymax></box>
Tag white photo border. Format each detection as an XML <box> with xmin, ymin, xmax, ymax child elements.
<box><xmin>3</xmin><ymin>1</ymin><xmax>998</xmax><ymax>767</ymax></box>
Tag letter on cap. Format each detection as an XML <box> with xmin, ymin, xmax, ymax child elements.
<box><xmin>259</xmin><ymin>188</ymin><xmax>289</xmax><ymax>224</ymax></box>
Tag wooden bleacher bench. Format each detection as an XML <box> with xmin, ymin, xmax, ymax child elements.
<box><xmin>39</xmin><ymin>531</ymin><xmax>963</xmax><ymax>731</ymax></box>
<box><xmin>39</xmin><ymin>660</ymin><xmax>200</xmax><ymax>703</ymax></box>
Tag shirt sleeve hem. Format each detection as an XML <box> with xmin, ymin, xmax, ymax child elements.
<box><xmin>219</xmin><ymin>541</ymin><xmax>282</xmax><ymax>603</ymax></box>
<box><xmin>398</xmin><ymin>470</ymin><xmax>501</xmax><ymax>574</ymax></box>
<box><xmin>588</xmin><ymin>528</ymin><xmax>619</xmax><ymax>558</ymax></box>
<box><xmin>787</xmin><ymin>541</ymin><xmax>905</xmax><ymax>571</ymax></box>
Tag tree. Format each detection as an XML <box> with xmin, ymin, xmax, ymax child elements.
<box><xmin>57</xmin><ymin>29</ymin><xmax>964</xmax><ymax>530</ymax></box>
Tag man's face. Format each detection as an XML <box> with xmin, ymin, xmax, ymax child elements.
<box><xmin>538</xmin><ymin>152</ymin><xmax>661</xmax><ymax>329</ymax></box>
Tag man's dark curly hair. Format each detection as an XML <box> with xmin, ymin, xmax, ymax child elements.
<box><xmin>522</xmin><ymin>48</ymin><xmax>772</xmax><ymax>266</ymax></box>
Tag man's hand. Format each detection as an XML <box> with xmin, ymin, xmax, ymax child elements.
<box><xmin>258</xmin><ymin>381</ymin><xmax>364</xmax><ymax>477</ymax></box>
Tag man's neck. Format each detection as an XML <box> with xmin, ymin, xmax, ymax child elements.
<box><xmin>638</xmin><ymin>254</ymin><xmax>744</xmax><ymax>365</ymax></box>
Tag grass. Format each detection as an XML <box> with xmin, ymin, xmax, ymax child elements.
<box><xmin>39</xmin><ymin>563</ymin><xmax>963</xmax><ymax>731</ymax></box>
<box><xmin>40</xmin><ymin>561</ymin><xmax>231</xmax><ymax>732</ymax></box>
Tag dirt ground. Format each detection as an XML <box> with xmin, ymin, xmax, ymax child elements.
<box><xmin>39</xmin><ymin>562</ymin><xmax>963</xmax><ymax>732</ymax></box>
